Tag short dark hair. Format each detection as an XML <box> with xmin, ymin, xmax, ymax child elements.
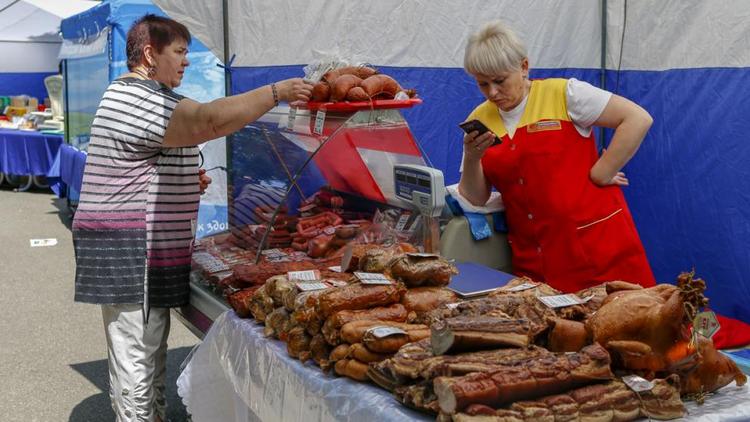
<box><xmin>126</xmin><ymin>14</ymin><xmax>191</xmax><ymax>71</ymax></box>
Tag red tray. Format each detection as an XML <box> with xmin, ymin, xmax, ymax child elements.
<box><xmin>302</xmin><ymin>98</ymin><xmax>422</xmax><ymax>112</ymax></box>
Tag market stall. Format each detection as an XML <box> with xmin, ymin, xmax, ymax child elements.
<box><xmin>171</xmin><ymin>62</ymin><xmax>749</xmax><ymax>420</ymax></box>
<box><xmin>0</xmin><ymin>128</ymin><xmax>62</xmax><ymax>190</ymax></box>
<box><xmin>155</xmin><ymin>0</ymin><xmax>750</xmax><ymax>348</ymax></box>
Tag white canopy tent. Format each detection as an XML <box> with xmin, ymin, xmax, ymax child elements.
<box><xmin>0</xmin><ymin>0</ymin><xmax>97</xmax><ymax>98</ymax></box>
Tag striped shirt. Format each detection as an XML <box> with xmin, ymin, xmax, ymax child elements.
<box><xmin>73</xmin><ymin>77</ymin><xmax>199</xmax><ymax>307</ymax></box>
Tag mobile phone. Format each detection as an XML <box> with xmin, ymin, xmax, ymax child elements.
<box><xmin>459</xmin><ymin>119</ymin><xmax>501</xmax><ymax>145</ymax></box>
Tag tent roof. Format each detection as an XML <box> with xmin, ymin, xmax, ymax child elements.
<box><xmin>0</xmin><ymin>0</ymin><xmax>97</xmax><ymax>43</ymax></box>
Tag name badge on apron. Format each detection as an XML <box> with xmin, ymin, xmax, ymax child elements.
<box><xmin>527</xmin><ymin>120</ymin><xmax>562</xmax><ymax>133</ymax></box>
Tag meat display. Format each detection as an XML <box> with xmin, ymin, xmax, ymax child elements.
<box><xmin>451</xmin><ymin>376</ymin><xmax>685</xmax><ymax>421</ymax></box>
<box><xmin>197</xmin><ymin>228</ymin><xmax>743</xmax><ymax>420</ymax></box>
<box><xmin>433</xmin><ymin>344</ymin><xmax>614</xmax><ymax>414</ymax></box>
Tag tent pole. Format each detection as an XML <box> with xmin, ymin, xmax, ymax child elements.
<box><xmin>222</xmin><ymin>0</ymin><xmax>231</xmax><ymax>96</ymax></box>
<box><xmin>599</xmin><ymin>0</ymin><xmax>607</xmax><ymax>150</ymax></box>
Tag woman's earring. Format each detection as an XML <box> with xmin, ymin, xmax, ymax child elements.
<box><xmin>147</xmin><ymin>66</ymin><xmax>156</xmax><ymax>77</ymax></box>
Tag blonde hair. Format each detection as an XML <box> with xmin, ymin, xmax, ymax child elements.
<box><xmin>464</xmin><ymin>20</ymin><xmax>528</xmax><ymax>75</ymax></box>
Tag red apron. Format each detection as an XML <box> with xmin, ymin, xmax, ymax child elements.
<box><xmin>474</xmin><ymin>79</ymin><xmax>656</xmax><ymax>292</ymax></box>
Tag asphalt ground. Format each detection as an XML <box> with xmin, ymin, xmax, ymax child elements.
<box><xmin>0</xmin><ymin>185</ymin><xmax>199</xmax><ymax>422</ymax></box>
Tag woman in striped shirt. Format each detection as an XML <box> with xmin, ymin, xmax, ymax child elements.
<box><xmin>72</xmin><ymin>14</ymin><xmax>313</xmax><ymax>421</ymax></box>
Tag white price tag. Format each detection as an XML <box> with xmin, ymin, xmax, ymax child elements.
<box><xmin>506</xmin><ymin>282</ymin><xmax>539</xmax><ymax>292</ymax></box>
<box><xmin>286</xmin><ymin>107</ymin><xmax>297</xmax><ymax>130</ymax></box>
<box><xmin>287</xmin><ymin>270</ymin><xmax>321</xmax><ymax>282</ymax></box>
<box><xmin>30</xmin><ymin>238</ymin><xmax>57</xmax><ymax>247</ymax></box>
<box><xmin>295</xmin><ymin>282</ymin><xmax>329</xmax><ymax>291</ymax></box>
<box><xmin>328</xmin><ymin>266</ymin><xmax>342</xmax><ymax>273</ymax></box>
<box><xmin>622</xmin><ymin>375</ymin><xmax>655</xmax><ymax>392</ymax></box>
<box><xmin>355</xmin><ymin>272</ymin><xmax>392</xmax><ymax>285</ymax></box>
<box><xmin>313</xmin><ymin>110</ymin><xmax>326</xmax><ymax>135</ymax></box>
<box><xmin>395</xmin><ymin>213</ymin><xmax>411</xmax><ymax>232</ymax></box>
<box><xmin>537</xmin><ymin>294</ymin><xmax>592</xmax><ymax>308</ymax></box>
<box><xmin>366</xmin><ymin>326</ymin><xmax>407</xmax><ymax>339</ymax></box>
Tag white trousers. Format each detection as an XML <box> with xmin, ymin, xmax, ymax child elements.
<box><xmin>102</xmin><ymin>304</ymin><xmax>170</xmax><ymax>422</ymax></box>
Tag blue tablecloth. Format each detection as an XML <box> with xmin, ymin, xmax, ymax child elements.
<box><xmin>0</xmin><ymin>128</ymin><xmax>63</xmax><ymax>176</ymax></box>
<box><xmin>47</xmin><ymin>143</ymin><xmax>87</xmax><ymax>199</ymax></box>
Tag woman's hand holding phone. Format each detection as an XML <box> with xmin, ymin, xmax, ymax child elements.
<box><xmin>461</xmin><ymin>119</ymin><xmax>499</xmax><ymax>161</ymax></box>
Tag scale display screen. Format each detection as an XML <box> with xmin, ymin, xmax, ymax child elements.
<box><xmin>393</xmin><ymin>164</ymin><xmax>445</xmax><ymax>217</ymax></box>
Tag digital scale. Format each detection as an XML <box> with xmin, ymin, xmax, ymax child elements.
<box><xmin>393</xmin><ymin>164</ymin><xmax>445</xmax><ymax>253</ymax></box>
<box><xmin>394</xmin><ymin>164</ymin><xmax>518</xmax><ymax>297</ymax></box>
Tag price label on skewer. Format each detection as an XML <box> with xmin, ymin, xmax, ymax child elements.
<box><xmin>287</xmin><ymin>270</ymin><xmax>321</xmax><ymax>282</ymax></box>
<box><xmin>366</xmin><ymin>326</ymin><xmax>407</xmax><ymax>339</ymax></box>
<box><xmin>622</xmin><ymin>375</ymin><xmax>655</xmax><ymax>392</ymax></box>
<box><xmin>313</xmin><ymin>110</ymin><xmax>326</xmax><ymax>135</ymax></box>
<box><xmin>328</xmin><ymin>266</ymin><xmax>342</xmax><ymax>273</ymax></box>
<box><xmin>286</xmin><ymin>107</ymin><xmax>297</xmax><ymax>130</ymax></box>
<box><xmin>295</xmin><ymin>282</ymin><xmax>330</xmax><ymax>292</ymax></box>
<box><xmin>354</xmin><ymin>272</ymin><xmax>393</xmax><ymax>285</ymax></box>
<box><xmin>538</xmin><ymin>294</ymin><xmax>593</xmax><ymax>308</ymax></box>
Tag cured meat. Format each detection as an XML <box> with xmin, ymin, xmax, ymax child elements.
<box><xmin>286</xmin><ymin>326</ymin><xmax>312</xmax><ymax>361</ymax></box>
<box><xmin>226</xmin><ymin>287</ymin><xmax>261</xmax><ymax>318</ymax></box>
<box><xmin>433</xmin><ymin>344</ymin><xmax>614</xmax><ymax>414</ymax></box>
<box><xmin>680</xmin><ymin>334</ymin><xmax>747</xmax><ymax>395</ymax></box>
<box><xmin>362</xmin><ymin>326</ymin><xmax>431</xmax><ymax>354</ymax></box>
<box><xmin>349</xmin><ymin>343</ymin><xmax>391</xmax><ymax>363</ymax></box>
<box><xmin>334</xmin><ymin>358</ymin><xmax>370</xmax><ymax>381</ymax></box>
<box><xmin>264</xmin><ymin>307</ymin><xmax>290</xmax><ymax>339</ymax></box>
<box><xmin>488</xmin><ymin>277</ymin><xmax>561</xmax><ymax>298</ymax></box>
<box><xmin>431</xmin><ymin>316</ymin><xmax>533</xmax><ymax>355</ymax></box>
<box><xmin>388</xmin><ymin>254</ymin><xmax>458</xmax><ymax>287</ymax></box>
<box><xmin>452</xmin><ymin>375</ymin><xmax>685</xmax><ymax>421</ymax></box>
<box><xmin>401</xmin><ymin>287</ymin><xmax>459</xmax><ymax>322</ymax></box>
<box><xmin>310</xmin><ymin>334</ymin><xmax>332</xmax><ymax>368</ymax></box>
<box><xmin>340</xmin><ymin>319</ymin><xmax>428</xmax><ymax>345</ymax></box>
<box><xmin>248</xmin><ymin>284</ymin><xmax>275</xmax><ymax>322</ymax></box>
<box><xmin>321</xmin><ymin>344</ymin><xmax>351</xmax><ymax>372</ymax></box>
<box><xmin>358</xmin><ymin>248</ymin><xmax>402</xmax><ymax>273</ymax></box>
<box><xmin>425</xmin><ymin>295</ymin><xmax>553</xmax><ymax>338</ymax></box>
<box><xmin>395</xmin><ymin>382</ymin><xmax>441</xmax><ymax>414</ymax></box>
<box><xmin>321</xmin><ymin>303</ymin><xmax>408</xmax><ymax>345</ymax></box>
<box><xmin>546</xmin><ymin>318</ymin><xmax>588</xmax><ymax>352</ymax></box>
<box><xmin>316</xmin><ymin>283</ymin><xmax>405</xmax><ymax>318</ymax></box>
<box><xmin>369</xmin><ymin>342</ymin><xmax>553</xmax><ymax>392</ymax></box>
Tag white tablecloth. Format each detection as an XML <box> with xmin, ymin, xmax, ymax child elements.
<box><xmin>177</xmin><ymin>310</ymin><xmax>750</xmax><ymax>422</ymax></box>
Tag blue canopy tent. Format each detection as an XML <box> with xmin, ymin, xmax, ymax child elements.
<box><xmin>57</xmin><ymin>0</ymin><xmax>227</xmax><ymax>238</ymax></box>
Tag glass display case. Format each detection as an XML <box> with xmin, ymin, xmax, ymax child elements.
<box><xmin>178</xmin><ymin>98</ymin><xmax>444</xmax><ymax>336</ymax></box>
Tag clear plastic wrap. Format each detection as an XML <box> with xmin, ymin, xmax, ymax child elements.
<box><xmin>177</xmin><ymin>311</ymin><xmax>430</xmax><ymax>422</ymax></box>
